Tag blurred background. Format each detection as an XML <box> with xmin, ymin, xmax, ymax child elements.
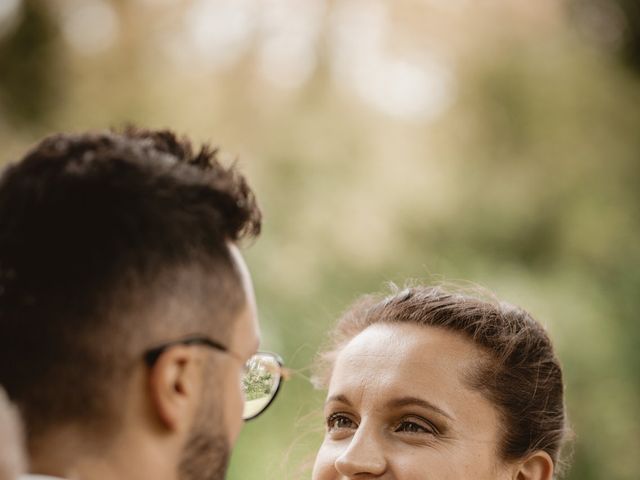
<box><xmin>0</xmin><ymin>0</ymin><xmax>638</xmax><ymax>478</ymax></box>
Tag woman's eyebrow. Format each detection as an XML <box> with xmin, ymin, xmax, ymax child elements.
<box><xmin>387</xmin><ymin>396</ymin><xmax>454</xmax><ymax>421</ymax></box>
<box><xmin>325</xmin><ymin>394</ymin><xmax>352</xmax><ymax>407</ymax></box>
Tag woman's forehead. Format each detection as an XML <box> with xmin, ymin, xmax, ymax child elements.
<box><xmin>327</xmin><ymin>323</ymin><xmax>490</xmax><ymax>412</ymax></box>
<box><xmin>334</xmin><ymin>323</ymin><xmax>481</xmax><ymax>372</ymax></box>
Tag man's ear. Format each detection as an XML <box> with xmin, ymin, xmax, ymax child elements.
<box><xmin>147</xmin><ymin>346</ymin><xmax>204</xmax><ymax>432</ymax></box>
<box><xmin>514</xmin><ymin>450</ymin><xmax>554</xmax><ymax>480</ymax></box>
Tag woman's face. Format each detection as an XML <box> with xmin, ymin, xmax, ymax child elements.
<box><xmin>312</xmin><ymin>322</ymin><xmax>513</xmax><ymax>480</ymax></box>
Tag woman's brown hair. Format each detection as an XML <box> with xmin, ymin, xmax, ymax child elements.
<box><xmin>315</xmin><ymin>285</ymin><xmax>570</xmax><ymax>475</ymax></box>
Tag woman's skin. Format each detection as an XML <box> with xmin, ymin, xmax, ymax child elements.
<box><xmin>312</xmin><ymin>323</ymin><xmax>553</xmax><ymax>480</ymax></box>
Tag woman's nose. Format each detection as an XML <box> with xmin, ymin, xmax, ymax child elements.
<box><xmin>334</xmin><ymin>426</ymin><xmax>388</xmax><ymax>477</ymax></box>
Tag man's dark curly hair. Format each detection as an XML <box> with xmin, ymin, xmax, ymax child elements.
<box><xmin>0</xmin><ymin>127</ymin><xmax>261</xmax><ymax>439</ymax></box>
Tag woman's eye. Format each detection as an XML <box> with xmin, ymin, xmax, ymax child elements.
<box><xmin>395</xmin><ymin>418</ymin><xmax>437</xmax><ymax>435</ymax></box>
<box><xmin>326</xmin><ymin>413</ymin><xmax>357</xmax><ymax>432</ymax></box>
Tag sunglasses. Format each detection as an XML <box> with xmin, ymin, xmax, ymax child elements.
<box><xmin>144</xmin><ymin>336</ymin><xmax>288</xmax><ymax>421</ymax></box>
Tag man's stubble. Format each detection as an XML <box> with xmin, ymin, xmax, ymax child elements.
<box><xmin>178</xmin><ymin>364</ymin><xmax>230</xmax><ymax>480</ymax></box>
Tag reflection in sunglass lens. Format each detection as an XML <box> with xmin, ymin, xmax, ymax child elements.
<box><xmin>242</xmin><ymin>352</ymin><xmax>281</xmax><ymax>420</ymax></box>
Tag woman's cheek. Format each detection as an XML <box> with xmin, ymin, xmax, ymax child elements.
<box><xmin>312</xmin><ymin>438</ymin><xmax>342</xmax><ymax>480</ymax></box>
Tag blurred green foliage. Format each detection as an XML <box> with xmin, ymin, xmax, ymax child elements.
<box><xmin>0</xmin><ymin>1</ymin><xmax>638</xmax><ymax>479</ymax></box>
<box><xmin>0</xmin><ymin>0</ymin><xmax>60</xmax><ymax>126</ymax></box>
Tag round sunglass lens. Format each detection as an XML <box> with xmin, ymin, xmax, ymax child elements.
<box><xmin>242</xmin><ymin>353</ymin><xmax>281</xmax><ymax>420</ymax></box>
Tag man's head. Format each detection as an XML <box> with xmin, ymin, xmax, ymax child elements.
<box><xmin>0</xmin><ymin>128</ymin><xmax>262</xmax><ymax>479</ymax></box>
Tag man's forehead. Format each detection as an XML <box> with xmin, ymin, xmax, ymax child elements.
<box><xmin>227</xmin><ymin>243</ymin><xmax>253</xmax><ymax>300</ymax></box>
<box><xmin>227</xmin><ymin>243</ymin><xmax>261</xmax><ymax>355</ymax></box>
